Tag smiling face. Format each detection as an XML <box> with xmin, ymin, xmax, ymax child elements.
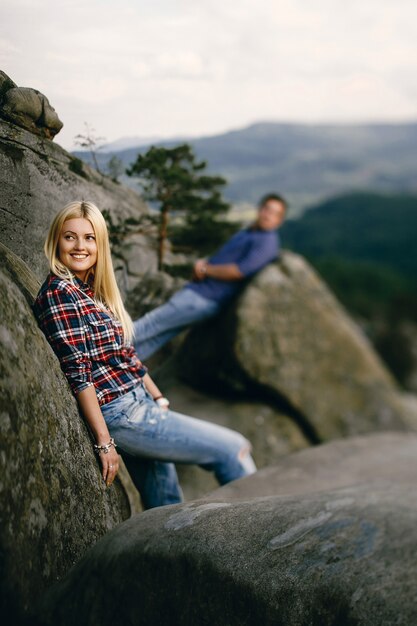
<box><xmin>58</xmin><ymin>217</ymin><xmax>98</xmax><ymax>282</ymax></box>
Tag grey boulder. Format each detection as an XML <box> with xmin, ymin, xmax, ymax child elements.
<box><xmin>179</xmin><ymin>252</ymin><xmax>412</xmax><ymax>441</ymax></box>
<box><xmin>0</xmin><ymin>243</ymin><xmax>131</xmax><ymax>623</ymax></box>
<box><xmin>0</xmin><ymin>70</ymin><xmax>63</xmax><ymax>138</ymax></box>
<box><xmin>0</xmin><ymin>117</ymin><xmax>153</xmax><ymax>284</ymax></box>
<box><xmin>40</xmin><ymin>432</ymin><xmax>417</xmax><ymax>626</ymax></box>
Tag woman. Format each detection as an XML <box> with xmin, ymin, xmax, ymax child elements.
<box><xmin>33</xmin><ymin>201</ymin><xmax>256</xmax><ymax>509</ymax></box>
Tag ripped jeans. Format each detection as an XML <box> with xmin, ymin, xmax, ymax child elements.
<box><xmin>101</xmin><ymin>381</ymin><xmax>257</xmax><ymax>509</ymax></box>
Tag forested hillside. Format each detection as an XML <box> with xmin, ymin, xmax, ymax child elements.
<box><xmin>281</xmin><ymin>192</ymin><xmax>417</xmax><ymax>386</ymax></box>
<box><xmin>281</xmin><ymin>193</ymin><xmax>417</xmax><ymax>280</ymax></box>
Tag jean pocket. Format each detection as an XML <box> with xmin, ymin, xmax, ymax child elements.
<box><xmin>102</xmin><ymin>390</ymin><xmax>137</xmax><ymax>425</ymax></box>
<box><xmin>125</xmin><ymin>401</ymin><xmax>169</xmax><ymax>433</ymax></box>
<box><xmin>102</xmin><ymin>400</ymin><xmax>128</xmax><ymax>425</ymax></box>
<box><xmin>119</xmin><ymin>389</ymin><xmax>149</xmax><ymax>420</ymax></box>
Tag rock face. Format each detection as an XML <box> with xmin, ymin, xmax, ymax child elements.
<box><xmin>40</xmin><ymin>433</ymin><xmax>417</xmax><ymax>626</ymax></box>
<box><xmin>0</xmin><ymin>71</ymin><xmax>63</xmax><ymax>138</ymax></box>
<box><xmin>0</xmin><ymin>244</ymin><xmax>131</xmax><ymax>623</ymax></box>
<box><xmin>206</xmin><ymin>431</ymin><xmax>417</xmax><ymax>501</ymax></box>
<box><xmin>179</xmin><ymin>252</ymin><xmax>412</xmax><ymax>441</ymax></box>
<box><xmin>126</xmin><ymin>270</ymin><xmax>184</xmax><ymax>319</ymax></box>
<box><xmin>2</xmin><ymin>88</ymin><xmax>417</xmax><ymax>625</ymax></box>
<box><xmin>0</xmin><ymin>118</ymin><xmax>154</xmax><ymax>285</ymax></box>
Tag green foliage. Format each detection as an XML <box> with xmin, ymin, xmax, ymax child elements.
<box><xmin>310</xmin><ymin>256</ymin><xmax>417</xmax><ymax>386</ymax></box>
<box><xmin>281</xmin><ymin>191</ymin><xmax>417</xmax><ymax>324</ymax></box>
<box><xmin>282</xmin><ymin>192</ymin><xmax>417</xmax><ymax>279</ymax></box>
<box><xmin>127</xmin><ymin>143</ymin><xmax>230</xmax><ymax>268</ymax></box>
<box><xmin>170</xmin><ymin>211</ymin><xmax>239</xmax><ymax>256</ymax></box>
<box><xmin>374</xmin><ymin>327</ymin><xmax>415</xmax><ymax>387</ymax></box>
<box><xmin>68</xmin><ymin>156</ymin><xmax>88</xmax><ymax>179</ymax></box>
<box><xmin>283</xmin><ymin>193</ymin><xmax>417</xmax><ymax>387</ymax></box>
<box><xmin>162</xmin><ymin>262</ymin><xmax>194</xmax><ymax>280</ymax></box>
<box><xmin>311</xmin><ymin>257</ymin><xmax>413</xmax><ymax>319</ymax></box>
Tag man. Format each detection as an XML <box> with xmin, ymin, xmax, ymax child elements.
<box><xmin>133</xmin><ymin>193</ymin><xmax>287</xmax><ymax>359</ymax></box>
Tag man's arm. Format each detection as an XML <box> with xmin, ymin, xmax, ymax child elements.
<box><xmin>193</xmin><ymin>259</ymin><xmax>243</xmax><ymax>282</ymax></box>
<box><xmin>193</xmin><ymin>230</ymin><xmax>279</xmax><ymax>282</ymax></box>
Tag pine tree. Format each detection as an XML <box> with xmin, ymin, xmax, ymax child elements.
<box><xmin>127</xmin><ymin>144</ymin><xmax>233</xmax><ymax>269</ymax></box>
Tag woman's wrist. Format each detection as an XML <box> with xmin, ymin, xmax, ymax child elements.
<box><xmin>94</xmin><ymin>430</ymin><xmax>112</xmax><ymax>445</ymax></box>
<box><xmin>154</xmin><ymin>396</ymin><xmax>170</xmax><ymax>408</ymax></box>
<box><xmin>93</xmin><ymin>437</ymin><xmax>117</xmax><ymax>455</ymax></box>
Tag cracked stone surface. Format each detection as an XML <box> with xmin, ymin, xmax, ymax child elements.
<box><xmin>0</xmin><ymin>119</ymin><xmax>154</xmax><ymax>286</ymax></box>
<box><xmin>0</xmin><ymin>244</ymin><xmax>131</xmax><ymax>623</ymax></box>
<box><xmin>39</xmin><ymin>432</ymin><xmax>417</xmax><ymax>626</ymax></box>
<box><xmin>0</xmin><ymin>71</ymin><xmax>63</xmax><ymax>138</ymax></box>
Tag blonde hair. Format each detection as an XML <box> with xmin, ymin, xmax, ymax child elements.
<box><xmin>44</xmin><ymin>200</ymin><xmax>133</xmax><ymax>342</ymax></box>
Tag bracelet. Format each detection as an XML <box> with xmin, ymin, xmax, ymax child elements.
<box><xmin>153</xmin><ymin>395</ymin><xmax>163</xmax><ymax>401</ymax></box>
<box><xmin>93</xmin><ymin>437</ymin><xmax>117</xmax><ymax>455</ymax></box>
<box><xmin>201</xmin><ymin>263</ymin><xmax>208</xmax><ymax>276</ymax></box>
<box><xmin>155</xmin><ymin>396</ymin><xmax>170</xmax><ymax>408</ymax></box>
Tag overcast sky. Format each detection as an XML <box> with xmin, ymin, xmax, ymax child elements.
<box><xmin>1</xmin><ymin>0</ymin><xmax>417</xmax><ymax>150</ymax></box>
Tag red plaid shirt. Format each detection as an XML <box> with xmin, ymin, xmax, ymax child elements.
<box><xmin>33</xmin><ymin>273</ymin><xmax>147</xmax><ymax>406</ymax></box>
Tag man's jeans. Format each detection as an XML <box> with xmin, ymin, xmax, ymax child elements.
<box><xmin>101</xmin><ymin>381</ymin><xmax>256</xmax><ymax>509</ymax></box>
<box><xmin>133</xmin><ymin>288</ymin><xmax>221</xmax><ymax>360</ymax></box>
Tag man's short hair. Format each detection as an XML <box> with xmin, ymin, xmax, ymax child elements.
<box><xmin>258</xmin><ymin>193</ymin><xmax>288</xmax><ymax>212</ymax></box>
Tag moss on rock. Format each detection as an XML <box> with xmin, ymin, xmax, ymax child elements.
<box><xmin>0</xmin><ymin>244</ymin><xmax>130</xmax><ymax>623</ymax></box>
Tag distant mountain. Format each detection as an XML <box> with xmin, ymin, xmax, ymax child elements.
<box><xmin>100</xmin><ymin>135</ymin><xmax>164</xmax><ymax>151</ymax></box>
<box><xmin>74</xmin><ymin>121</ymin><xmax>417</xmax><ymax>214</ymax></box>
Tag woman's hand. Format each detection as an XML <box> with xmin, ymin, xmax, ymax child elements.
<box><xmin>143</xmin><ymin>373</ymin><xmax>170</xmax><ymax>412</ymax></box>
<box><xmin>76</xmin><ymin>387</ymin><xmax>120</xmax><ymax>488</ymax></box>
<box><xmin>99</xmin><ymin>446</ymin><xmax>120</xmax><ymax>487</ymax></box>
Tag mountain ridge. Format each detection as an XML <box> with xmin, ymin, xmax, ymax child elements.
<box><xmin>73</xmin><ymin>120</ymin><xmax>417</xmax><ymax>213</ymax></box>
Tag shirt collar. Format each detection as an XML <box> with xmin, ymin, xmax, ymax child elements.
<box><xmin>74</xmin><ymin>274</ymin><xmax>94</xmax><ymax>293</ymax></box>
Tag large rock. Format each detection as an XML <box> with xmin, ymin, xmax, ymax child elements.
<box><xmin>0</xmin><ymin>244</ymin><xmax>132</xmax><ymax>624</ymax></box>
<box><xmin>0</xmin><ymin>70</ymin><xmax>63</xmax><ymax>138</ymax></box>
<box><xmin>39</xmin><ymin>433</ymin><xmax>417</xmax><ymax>626</ymax></box>
<box><xmin>206</xmin><ymin>431</ymin><xmax>417</xmax><ymax>501</ymax></box>
<box><xmin>126</xmin><ymin>270</ymin><xmax>184</xmax><ymax>319</ymax></box>
<box><xmin>179</xmin><ymin>252</ymin><xmax>412</xmax><ymax>441</ymax></box>
<box><xmin>0</xmin><ymin>118</ymin><xmax>155</xmax><ymax>285</ymax></box>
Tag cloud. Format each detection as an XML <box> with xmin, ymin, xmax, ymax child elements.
<box><xmin>130</xmin><ymin>52</ymin><xmax>210</xmax><ymax>81</ymax></box>
<box><xmin>1</xmin><ymin>0</ymin><xmax>416</xmax><ymax>149</ymax></box>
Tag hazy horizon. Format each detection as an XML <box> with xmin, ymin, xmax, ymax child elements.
<box><xmin>74</xmin><ymin>117</ymin><xmax>417</xmax><ymax>155</ymax></box>
<box><xmin>2</xmin><ymin>0</ymin><xmax>417</xmax><ymax>151</ymax></box>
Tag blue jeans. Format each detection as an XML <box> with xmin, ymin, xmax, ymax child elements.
<box><xmin>101</xmin><ymin>381</ymin><xmax>256</xmax><ymax>509</ymax></box>
<box><xmin>133</xmin><ymin>287</ymin><xmax>221</xmax><ymax>359</ymax></box>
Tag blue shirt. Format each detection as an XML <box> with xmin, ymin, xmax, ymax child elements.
<box><xmin>186</xmin><ymin>227</ymin><xmax>280</xmax><ymax>304</ymax></box>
